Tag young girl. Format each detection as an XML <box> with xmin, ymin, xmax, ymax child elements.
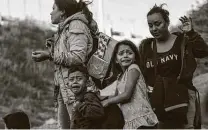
<box><xmin>101</xmin><ymin>40</ymin><xmax>158</xmax><ymax>129</ymax></box>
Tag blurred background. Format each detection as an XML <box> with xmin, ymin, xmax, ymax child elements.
<box><xmin>0</xmin><ymin>0</ymin><xmax>208</xmax><ymax>128</ymax></box>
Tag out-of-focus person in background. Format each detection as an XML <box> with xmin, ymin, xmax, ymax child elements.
<box><xmin>32</xmin><ymin>0</ymin><xmax>98</xmax><ymax>128</ymax></box>
<box><xmin>138</xmin><ymin>3</ymin><xmax>208</xmax><ymax>129</ymax></box>
<box><xmin>2</xmin><ymin>110</ymin><xmax>30</xmax><ymax>129</ymax></box>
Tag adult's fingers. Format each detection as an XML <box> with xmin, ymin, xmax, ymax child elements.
<box><xmin>32</xmin><ymin>53</ymin><xmax>40</xmax><ymax>58</ymax></box>
<box><xmin>32</xmin><ymin>51</ymin><xmax>42</xmax><ymax>55</ymax></box>
<box><xmin>32</xmin><ymin>54</ymin><xmax>42</xmax><ymax>62</ymax></box>
<box><xmin>179</xmin><ymin>17</ymin><xmax>185</xmax><ymax>23</ymax></box>
<box><xmin>179</xmin><ymin>16</ymin><xmax>189</xmax><ymax>23</ymax></box>
<box><xmin>183</xmin><ymin>16</ymin><xmax>189</xmax><ymax>21</ymax></box>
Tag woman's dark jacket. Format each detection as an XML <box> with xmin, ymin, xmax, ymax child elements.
<box><xmin>138</xmin><ymin>30</ymin><xmax>208</xmax><ymax>128</ymax></box>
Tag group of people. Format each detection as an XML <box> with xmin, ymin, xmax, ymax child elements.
<box><xmin>29</xmin><ymin>0</ymin><xmax>208</xmax><ymax>129</ymax></box>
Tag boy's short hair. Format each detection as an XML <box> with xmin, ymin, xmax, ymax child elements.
<box><xmin>68</xmin><ymin>64</ymin><xmax>89</xmax><ymax>77</ymax></box>
<box><xmin>3</xmin><ymin>111</ymin><xmax>30</xmax><ymax>129</ymax></box>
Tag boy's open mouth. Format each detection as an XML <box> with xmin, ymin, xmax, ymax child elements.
<box><xmin>72</xmin><ymin>85</ymin><xmax>80</xmax><ymax>89</ymax></box>
<box><xmin>71</xmin><ymin>85</ymin><xmax>81</xmax><ymax>91</ymax></box>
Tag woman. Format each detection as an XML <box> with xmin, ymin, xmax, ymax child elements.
<box><xmin>3</xmin><ymin>110</ymin><xmax>30</xmax><ymax>129</ymax></box>
<box><xmin>101</xmin><ymin>40</ymin><xmax>158</xmax><ymax>129</ymax></box>
<box><xmin>32</xmin><ymin>0</ymin><xmax>97</xmax><ymax>128</ymax></box>
<box><xmin>138</xmin><ymin>4</ymin><xmax>208</xmax><ymax>129</ymax></box>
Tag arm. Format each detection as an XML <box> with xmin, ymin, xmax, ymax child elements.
<box><xmin>179</xmin><ymin>16</ymin><xmax>208</xmax><ymax>58</ymax></box>
<box><xmin>53</xmin><ymin>21</ymin><xmax>89</xmax><ymax>66</ymax></box>
<box><xmin>187</xmin><ymin>30</ymin><xmax>208</xmax><ymax>58</ymax></box>
<box><xmin>32</xmin><ymin>35</ymin><xmax>55</xmax><ymax>62</ymax></box>
<box><xmin>138</xmin><ymin>41</ymin><xmax>146</xmax><ymax>75</ymax></box>
<box><xmin>138</xmin><ymin>39</ymin><xmax>153</xmax><ymax>81</ymax></box>
<box><xmin>32</xmin><ymin>50</ymin><xmax>50</xmax><ymax>62</ymax></box>
<box><xmin>45</xmin><ymin>36</ymin><xmax>55</xmax><ymax>61</ymax></box>
<box><xmin>104</xmin><ymin>68</ymin><xmax>140</xmax><ymax>105</ymax></box>
<box><xmin>77</xmin><ymin>93</ymin><xmax>104</xmax><ymax>119</ymax></box>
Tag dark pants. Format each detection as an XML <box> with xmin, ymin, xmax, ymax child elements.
<box><xmin>101</xmin><ymin>104</ymin><xmax>124</xmax><ymax>129</ymax></box>
<box><xmin>157</xmin><ymin>108</ymin><xmax>187</xmax><ymax>129</ymax></box>
<box><xmin>138</xmin><ymin>124</ymin><xmax>158</xmax><ymax>129</ymax></box>
<box><xmin>157</xmin><ymin>121</ymin><xmax>184</xmax><ymax>129</ymax></box>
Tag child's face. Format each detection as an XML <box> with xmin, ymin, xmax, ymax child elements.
<box><xmin>69</xmin><ymin>71</ymin><xmax>87</xmax><ymax>95</ymax></box>
<box><xmin>116</xmin><ymin>44</ymin><xmax>135</xmax><ymax>68</ymax></box>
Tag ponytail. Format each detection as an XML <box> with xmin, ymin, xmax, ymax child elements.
<box><xmin>77</xmin><ymin>0</ymin><xmax>98</xmax><ymax>33</ymax></box>
<box><xmin>77</xmin><ymin>0</ymin><xmax>93</xmax><ymax>23</ymax></box>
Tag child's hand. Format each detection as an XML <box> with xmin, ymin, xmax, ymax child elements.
<box><xmin>67</xmin><ymin>96</ymin><xmax>76</xmax><ymax>104</ymax></box>
<box><xmin>101</xmin><ymin>100</ymin><xmax>110</xmax><ymax>107</ymax></box>
<box><xmin>72</xmin><ymin>101</ymin><xmax>81</xmax><ymax>111</ymax></box>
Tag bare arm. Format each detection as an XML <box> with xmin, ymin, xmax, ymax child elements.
<box><xmin>103</xmin><ymin>68</ymin><xmax>140</xmax><ymax>105</ymax></box>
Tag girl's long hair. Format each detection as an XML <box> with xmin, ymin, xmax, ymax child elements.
<box><xmin>111</xmin><ymin>40</ymin><xmax>140</xmax><ymax>77</ymax></box>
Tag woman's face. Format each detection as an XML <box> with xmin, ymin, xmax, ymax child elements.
<box><xmin>50</xmin><ymin>3</ymin><xmax>64</xmax><ymax>24</ymax></box>
<box><xmin>116</xmin><ymin>44</ymin><xmax>135</xmax><ymax>69</ymax></box>
<box><xmin>147</xmin><ymin>13</ymin><xmax>169</xmax><ymax>40</ymax></box>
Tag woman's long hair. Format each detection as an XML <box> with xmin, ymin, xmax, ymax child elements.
<box><xmin>54</xmin><ymin>0</ymin><xmax>93</xmax><ymax>23</ymax></box>
<box><xmin>77</xmin><ymin>0</ymin><xmax>93</xmax><ymax>24</ymax></box>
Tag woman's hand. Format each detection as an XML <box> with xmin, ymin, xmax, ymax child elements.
<box><xmin>45</xmin><ymin>37</ymin><xmax>54</xmax><ymax>48</ymax></box>
<box><xmin>179</xmin><ymin>16</ymin><xmax>193</xmax><ymax>33</ymax></box>
<box><xmin>32</xmin><ymin>50</ymin><xmax>50</xmax><ymax>62</ymax></box>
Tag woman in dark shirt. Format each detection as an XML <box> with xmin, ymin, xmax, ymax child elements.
<box><xmin>138</xmin><ymin>4</ymin><xmax>208</xmax><ymax>129</ymax></box>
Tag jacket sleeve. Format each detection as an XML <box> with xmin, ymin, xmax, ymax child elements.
<box><xmin>138</xmin><ymin>39</ymin><xmax>151</xmax><ymax>80</ymax></box>
<box><xmin>138</xmin><ymin>41</ymin><xmax>145</xmax><ymax>74</ymax></box>
<box><xmin>77</xmin><ymin>92</ymin><xmax>104</xmax><ymax>119</ymax></box>
<box><xmin>187</xmin><ymin>30</ymin><xmax>208</xmax><ymax>58</ymax></box>
<box><xmin>53</xmin><ymin>21</ymin><xmax>89</xmax><ymax>66</ymax></box>
<box><xmin>45</xmin><ymin>35</ymin><xmax>55</xmax><ymax>61</ymax></box>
